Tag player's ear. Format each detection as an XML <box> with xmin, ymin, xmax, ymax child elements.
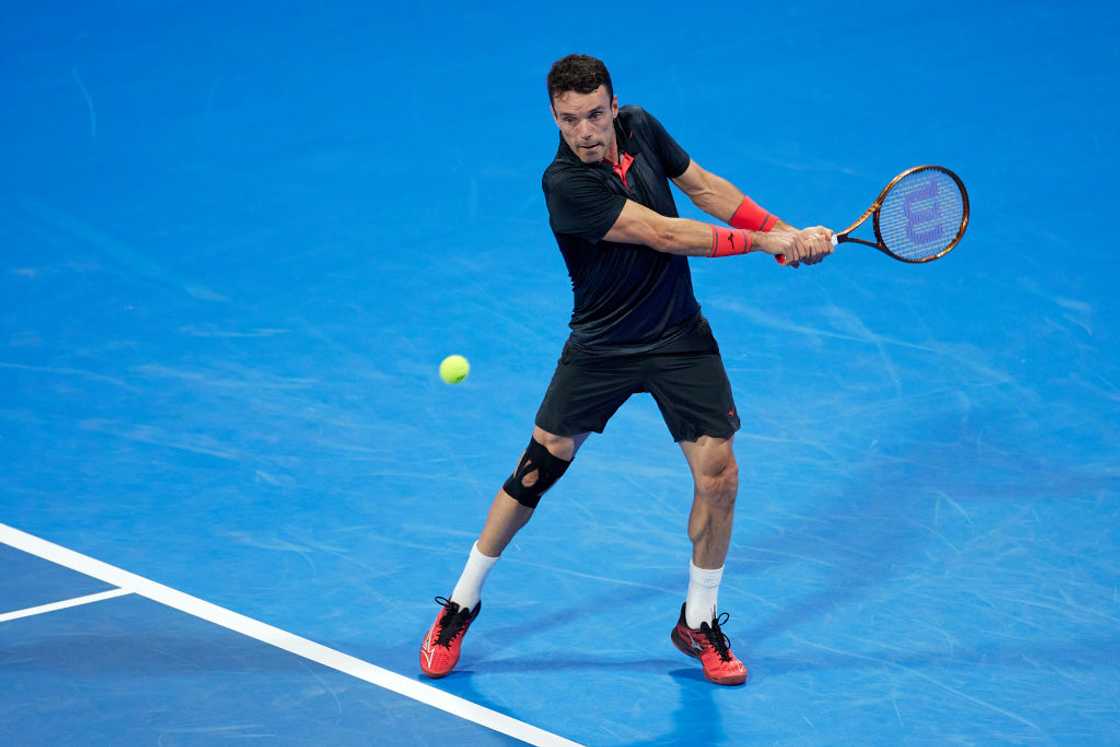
<box><xmin>611</xmin><ymin>96</ymin><xmax>619</xmax><ymax>117</ymax></box>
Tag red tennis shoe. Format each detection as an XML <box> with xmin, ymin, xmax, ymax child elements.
<box><xmin>670</xmin><ymin>603</ymin><xmax>749</xmax><ymax>685</ymax></box>
<box><xmin>419</xmin><ymin>596</ymin><xmax>481</xmax><ymax>678</ymax></box>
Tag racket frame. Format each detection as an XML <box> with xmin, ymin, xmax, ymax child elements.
<box><xmin>836</xmin><ymin>164</ymin><xmax>970</xmax><ymax>263</ymax></box>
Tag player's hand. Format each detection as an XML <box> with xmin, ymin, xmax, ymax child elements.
<box><xmin>761</xmin><ymin>226</ymin><xmax>834</xmax><ymax>267</ymax></box>
<box><xmin>753</xmin><ymin>229</ymin><xmax>800</xmax><ymax>263</ymax></box>
<box><xmin>796</xmin><ymin>226</ymin><xmax>834</xmax><ymax>265</ymax></box>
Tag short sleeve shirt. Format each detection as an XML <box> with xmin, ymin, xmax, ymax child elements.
<box><xmin>542</xmin><ymin>105</ymin><xmax>701</xmax><ymax>354</ymax></box>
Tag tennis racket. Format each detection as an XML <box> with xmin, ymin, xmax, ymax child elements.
<box><xmin>777</xmin><ymin>165</ymin><xmax>969</xmax><ymax>265</ymax></box>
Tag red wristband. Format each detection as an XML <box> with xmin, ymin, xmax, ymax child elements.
<box><xmin>709</xmin><ymin>226</ymin><xmax>752</xmax><ymax>257</ymax></box>
<box><xmin>730</xmin><ymin>196</ymin><xmax>778</xmax><ymax>232</ymax></box>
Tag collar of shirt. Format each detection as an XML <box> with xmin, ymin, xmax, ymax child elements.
<box><xmin>607</xmin><ymin>151</ymin><xmax>636</xmax><ymax>189</ymax></box>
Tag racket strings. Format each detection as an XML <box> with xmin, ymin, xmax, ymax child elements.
<box><xmin>877</xmin><ymin>169</ymin><xmax>965</xmax><ymax>261</ymax></box>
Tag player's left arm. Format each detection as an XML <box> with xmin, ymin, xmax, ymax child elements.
<box><xmin>672</xmin><ymin>160</ymin><xmax>833</xmax><ymax>264</ymax></box>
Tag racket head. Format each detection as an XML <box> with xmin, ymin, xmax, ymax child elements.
<box><xmin>869</xmin><ymin>165</ymin><xmax>969</xmax><ymax>263</ymax></box>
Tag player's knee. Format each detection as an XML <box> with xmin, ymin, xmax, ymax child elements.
<box><xmin>696</xmin><ymin>480</ymin><xmax>737</xmax><ymax>511</ymax></box>
<box><xmin>695</xmin><ymin>458</ymin><xmax>738</xmax><ymax>509</ymax></box>
<box><xmin>503</xmin><ymin>437</ymin><xmax>572</xmax><ymax>509</ymax></box>
<box><xmin>531</xmin><ymin>426</ymin><xmax>579</xmax><ymax>461</ymax></box>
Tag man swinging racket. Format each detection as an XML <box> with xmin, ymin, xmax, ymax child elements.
<box><xmin>420</xmin><ymin>53</ymin><xmax>833</xmax><ymax>685</ymax></box>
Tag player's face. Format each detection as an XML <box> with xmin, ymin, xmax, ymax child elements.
<box><xmin>551</xmin><ymin>86</ymin><xmax>619</xmax><ymax>164</ymax></box>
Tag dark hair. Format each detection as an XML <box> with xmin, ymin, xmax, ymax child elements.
<box><xmin>547</xmin><ymin>54</ymin><xmax>613</xmax><ymax>104</ymax></box>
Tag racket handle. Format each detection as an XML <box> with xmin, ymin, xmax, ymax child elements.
<box><xmin>775</xmin><ymin>233</ymin><xmax>840</xmax><ymax>264</ymax></box>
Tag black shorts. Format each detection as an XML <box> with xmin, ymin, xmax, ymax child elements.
<box><xmin>534</xmin><ymin>317</ymin><xmax>741</xmax><ymax>443</ymax></box>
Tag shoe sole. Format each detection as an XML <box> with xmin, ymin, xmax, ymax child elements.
<box><xmin>670</xmin><ymin>628</ymin><xmax>748</xmax><ymax>686</ymax></box>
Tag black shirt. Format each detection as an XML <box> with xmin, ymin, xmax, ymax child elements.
<box><xmin>542</xmin><ymin>105</ymin><xmax>702</xmax><ymax>354</ymax></box>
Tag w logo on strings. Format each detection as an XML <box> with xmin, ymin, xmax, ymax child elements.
<box><xmin>903</xmin><ymin>177</ymin><xmax>945</xmax><ymax>246</ymax></box>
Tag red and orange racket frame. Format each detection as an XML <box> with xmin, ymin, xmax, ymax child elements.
<box><xmin>777</xmin><ymin>165</ymin><xmax>970</xmax><ymax>265</ymax></box>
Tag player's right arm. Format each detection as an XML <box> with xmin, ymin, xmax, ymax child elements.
<box><xmin>603</xmin><ymin>198</ymin><xmax>805</xmax><ymax>260</ymax></box>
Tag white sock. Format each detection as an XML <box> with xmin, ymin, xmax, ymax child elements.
<box><xmin>449</xmin><ymin>541</ymin><xmax>498</xmax><ymax>611</ymax></box>
<box><xmin>685</xmin><ymin>559</ymin><xmax>724</xmax><ymax>629</ymax></box>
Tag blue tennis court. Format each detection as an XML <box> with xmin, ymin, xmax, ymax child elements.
<box><xmin>3</xmin><ymin>1</ymin><xmax>1118</xmax><ymax>744</ymax></box>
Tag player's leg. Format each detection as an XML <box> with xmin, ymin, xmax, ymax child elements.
<box><xmin>453</xmin><ymin>427</ymin><xmax>587</xmax><ymax>613</ymax></box>
<box><xmin>680</xmin><ymin>434</ymin><xmax>738</xmax><ymax>575</ymax></box>
<box><xmin>420</xmin><ymin>342</ymin><xmax>637</xmax><ymax>678</ymax></box>
<box><xmin>419</xmin><ymin>426</ymin><xmax>587</xmax><ymax>678</ymax></box>
<box><xmin>476</xmin><ymin>426</ymin><xmax>589</xmax><ymax>557</ymax></box>
<box><xmin>646</xmin><ymin>318</ymin><xmax>747</xmax><ymax>685</ymax></box>
<box><xmin>669</xmin><ymin>437</ymin><xmax>748</xmax><ymax>685</ymax></box>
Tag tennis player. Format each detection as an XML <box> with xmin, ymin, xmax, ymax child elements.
<box><xmin>420</xmin><ymin>54</ymin><xmax>833</xmax><ymax>686</ymax></box>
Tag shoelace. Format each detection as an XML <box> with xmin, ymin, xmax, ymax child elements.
<box><xmin>432</xmin><ymin>596</ymin><xmax>470</xmax><ymax>647</ymax></box>
<box><xmin>700</xmin><ymin>612</ymin><xmax>734</xmax><ymax>663</ymax></box>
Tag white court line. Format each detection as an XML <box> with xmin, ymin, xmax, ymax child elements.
<box><xmin>0</xmin><ymin>523</ymin><xmax>583</xmax><ymax>747</ymax></box>
<box><xmin>0</xmin><ymin>587</ymin><xmax>133</xmax><ymax>623</ymax></box>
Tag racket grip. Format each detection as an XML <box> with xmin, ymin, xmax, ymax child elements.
<box><xmin>775</xmin><ymin>233</ymin><xmax>839</xmax><ymax>264</ymax></box>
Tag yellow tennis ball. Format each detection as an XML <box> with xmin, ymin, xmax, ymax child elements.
<box><xmin>439</xmin><ymin>354</ymin><xmax>470</xmax><ymax>384</ymax></box>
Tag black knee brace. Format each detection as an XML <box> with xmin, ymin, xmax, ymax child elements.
<box><xmin>503</xmin><ymin>438</ymin><xmax>571</xmax><ymax>508</ymax></box>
